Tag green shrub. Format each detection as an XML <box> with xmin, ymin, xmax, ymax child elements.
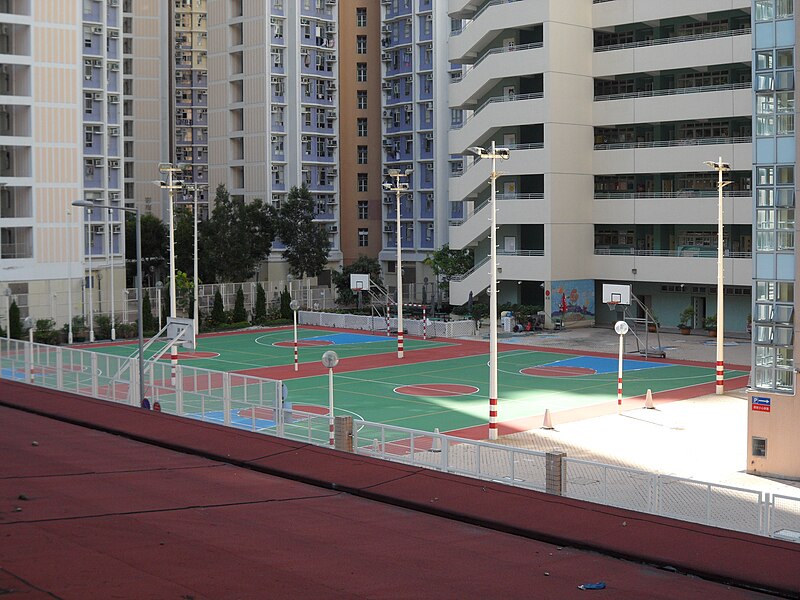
<box><xmin>33</xmin><ymin>319</ymin><xmax>60</xmax><ymax>345</ymax></box>
<box><xmin>210</xmin><ymin>289</ymin><xmax>225</xmax><ymax>325</ymax></box>
<box><xmin>253</xmin><ymin>283</ymin><xmax>267</xmax><ymax>324</ymax></box>
<box><xmin>232</xmin><ymin>287</ymin><xmax>247</xmax><ymax>322</ymax></box>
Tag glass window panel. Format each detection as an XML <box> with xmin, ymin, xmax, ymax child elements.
<box><xmin>776</xmin><ymin>92</ymin><xmax>794</xmax><ymax>112</ymax></box>
<box><xmin>757</xmin><ymin>115</ymin><xmax>775</xmax><ymax>136</ymax></box>
<box><xmin>775</xmin><ymin>304</ymin><xmax>794</xmax><ymax>322</ymax></box>
<box><xmin>777</xmin><ymin>48</ymin><xmax>794</xmax><ymax>68</ymax></box>
<box><xmin>757</xmin><ymin>94</ymin><xmax>774</xmax><ymax>114</ymax></box>
<box><xmin>777</xmin><ymin>282</ymin><xmax>794</xmax><ymax>302</ymax></box>
<box><xmin>755</xmin><ymin>345</ymin><xmax>775</xmax><ymax>366</ymax></box>
<box><xmin>776</xmin><ymin>188</ymin><xmax>795</xmax><ymax>206</ymax></box>
<box><xmin>754</xmin><ymin>366</ymin><xmax>774</xmax><ymax>388</ymax></box>
<box><xmin>777</xmin><ymin>114</ymin><xmax>795</xmax><ymax>134</ymax></box>
<box><xmin>775</xmin><ymin>369</ymin><xmax>793</xmax><ymax>390</ymax></box>
<box><xmin>756</xmin><ymin>281</ymin><xmax>776</xmax><ymax>300</ymax></box>
<box><xmin>757</xmin><ymin>209</ymin><xmax>775</xmax><ymax>229</ymax></box>
<box><xmin>756</xmin><ymin>73</ymin><xmax>775</xmax><ymax>91</ymax></box>
<box><xmin>755</xmin><ymin>0</ymin><xmax>775</xmax><ymax>20</ymax></box>
<box><xmin>776</xmin><ymin>208</ymin><xmax>794</xmax><ymax>228</ymax></box>
<box><xmin>776</xmin><ymin>0</ymin><xmax>794</xmax><ymax>18</ymax></box>
<box><xmin>777</xmin><ymin>230</ymin><xmax>795</xmax><ymax>249</ymax></box>
<box><xmin>776</xmin><ymin>70</ymin><xmax>794</xmax><ymax>90</ymax></box>
<box><xmin>757</xmin><ymin>230</ymin><xmax>776</xmax><ymax>250</ymax></box>
<box><xmin>777</xmin><ymin>347</ymin><xmax>794</xmax><ymax>367</ymax></box>
<box><xmin>755</xmin><ymin>303</ymin><xmax>774</xmax><ymax>321</ymax></box>
<box><xmin>757</xmin><ymin>188</ymin><xmax>774</xmax><ymax>206</ymax></box>
<box><xmin>757</xmin><ymin>50</ymin><xmax>774</xmax><ymax>70</ymax></box>
<box><xmin>777</xmin><ymin>165</ymin><xmax>795</xmax><ymax>183</ymax></box>
<box><xmin>758</xmin><ymin>166</ymin><xmax>774</xmax><ymax>184</ymax></box>
<box><xmin>755</xmin><ymin>324</ymin><xmax>774</xmax><ymax>342</ymax></box>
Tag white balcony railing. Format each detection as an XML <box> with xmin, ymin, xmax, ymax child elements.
<box><xmin>594</xmin><ymin>27</ymin><xmax>750</xmax><ymax>53</ymax></box>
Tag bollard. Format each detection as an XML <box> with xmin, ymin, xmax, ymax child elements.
<box><xmin>546</xmin><ymin>450</ymin><xmax>566</xmax><ymax>496</ymax></box>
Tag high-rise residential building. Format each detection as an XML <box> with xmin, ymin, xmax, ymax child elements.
<box><xmin>447</xmin><ymin>1</ymin><xmax>753</xmax><ymax>330</ymax></box>
<box><xmin>207</xmin><ymin>0</ymin><xmax>342</xmax><ymax>279</ymax></box>
<box><xmin>0</xmin><ymin>1</ymin><xmax>123</xmax><ymax>336</ymax></box>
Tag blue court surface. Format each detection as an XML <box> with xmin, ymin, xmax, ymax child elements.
<box><xmin>546</xmin><ymin>356</ymin><xmax>674</xmax><ymax>374</ymax></box>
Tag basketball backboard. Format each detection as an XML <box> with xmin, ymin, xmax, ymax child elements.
<box><xmin>350</xmin><ymin>274</ymin><xmax>370</xmax><ymax>291</ymax></box>
<box><xmin>602</xmin><ymin>283</ymin><xmax>631</xmax><ymax>306</ymax></box>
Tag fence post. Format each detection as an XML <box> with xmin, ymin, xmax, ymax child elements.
<box><xmin>546</xmin><ymin>450</ymin><xmax>566</xmax><ymax>496</ymax></box>
<box><xmin>25</xmin><ymin>338</ymin><xmax>33</xmax><ymax>383</ymax></box>
<box><xmin>90</xmin><ymin>351</ymin><xmax>99</xmax><ymax>398</ymax></box>
<box><xmin>175</xmin><ymin>364</ymin><xmax>183</xmax><ymax>416</ymax></box>
<box><xmin>56</xmin><ymin>346</ymin><xmax>63</xmax><ymax>390</ymax></box>
<box><xmin>334</xmin><ymin>416</ymin><xmax>353</xmax><ymax>452</ymax></box>
<box><xmin>222</xmin><ymin>371</ymin><xmax>231</xmax><ymax>425</ymax></box>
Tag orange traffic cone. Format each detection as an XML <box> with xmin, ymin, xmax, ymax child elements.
<box><xmin>542</xmin><ymin>409</ymin><xmax>554</xmax><ymax>430</ymax></box>
<box><xmin>644</xmin><ymin>388</ymin><xmax>655</xmax><ymax>409</ymax></box>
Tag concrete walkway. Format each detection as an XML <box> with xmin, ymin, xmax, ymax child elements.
<box><xmin>470</xmin><ymin>325</ymin><xmax>800</xmax><ymax>496</ymax></box>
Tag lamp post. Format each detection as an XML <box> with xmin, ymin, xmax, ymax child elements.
<box><xmin>183</xmin><ymin>182</ymin><xmax>207</xmax><ymax>334</ymax></box>
<box><xmin>154</xmin><ymin>163</ymin><xmax>186</xmax><ymax>386</ymax></box>
<box><xmin>321</xmin><ymin>350</ymin><xmax>339</xmax><ymax>446</ymax></box>
<box><xmin>290</xmin><ymin>299</ymin><xmax>300</xmax><ymax>371</ymax></box>
<box><xmin>74</xmin><ymin>200</ymin><xmax>145</xmax><ymax>407</ymax></box>
<box><xmin>467</xmin><ymin>142</ymin><xmax>510</xmax><ymax>441</ymax></box>
<box><xmin>107</xmin><ymin>205</ymin><xmax>116</xmax><ymax>340</ymax></box>
<box><xmin>86</xmin><ymin>208</ymin><xmax>95</xmax><ymax>342</ymax></box>
<box><xmin>614</xmin><ymin>320</ymin><xmax>629</xmax><ymax>413</ymax></box>
<box><xmin>66</xmin><ymin>209</ymin><xmax>74</xmax><ymax>344</ymax></box>
<box><xmin>704</xmin><ymin>157</ymin><xmax>731</xmax><ymax>395</ymax></box>
<box><xmin>156</xmin><ymin>281</ymin><xmax>163</xmax><ymax>332</ymax></box>
<box><xmin>383</xmin><ymin>168</ymin><xmax>412</xmax><ymax>359</ymax></box>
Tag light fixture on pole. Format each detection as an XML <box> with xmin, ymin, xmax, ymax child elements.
<box><xmin>290</xmin><ymin>299</ymin><xmax>300</xmax><ymax>371</ymax></box>
<box><xmin>183</xmin><ymin>182</ymin><xmax>207</xmax><ymax>335</ymax></box>
<box><xmin>321</xmin><ymin>350</ymin><xmax>339</xmax><ymax>446</ymax></box>
<box><xmin>467</xmin><ymin>142</ymin><xmax>510</xmax><ymax>440</ymax></box>
<box><xmin>85</xmin><ymin>207</ymin><xmax>95</xmax><ymax>342</ymax></box>
<box><xmin>74</xmin><ymin>200</ymin><xmax>146</xmax><ymax>407</ymax></box>
<box><xmin>382</xmin><ymin>168</ymin><xmax>412</xmax><ymax>359</ymax></box>
<box><xmin>703</xmin><ymin>157</ymin><xmax>731</xmax><ymax>395</ymax></box>
<box><xmin>154</xmin><ymin>163</ymin><xmax>187</xmax><ymax>387</ymax></box>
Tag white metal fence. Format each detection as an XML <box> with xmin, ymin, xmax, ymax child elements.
<box><xmin>3</xmin><ymin>337</ymin><xmax>798</xmax><ymax>542</ymax></box>
<box><xmin>298</xmin><ymin>310</ymin><xmax>477</xmax><ymax>339</ymax></box>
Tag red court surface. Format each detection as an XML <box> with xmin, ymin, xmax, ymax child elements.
<box><xmin>1</xmin><ymin>380</ymin><xmax>798</xmax><ymax>599</ymax></box>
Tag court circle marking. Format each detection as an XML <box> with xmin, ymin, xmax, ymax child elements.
<box><xmin>273</xmin><ymin>340</ymin><xmax>333</xmax><ymax>348</ymax></box>
<box><xmin>520</xmin><ymin>365</ymin><xmax>597</xmax><ymax>377</ymax></box>
<box><xmin>158</xmin><ymin>350</ymin><xmax>220</xmax><ymax>360</ymax></box>
<box><xmin>394</xmin><ymin>383</ymin><xmax>479</xmax><ymax>397</ymax></box>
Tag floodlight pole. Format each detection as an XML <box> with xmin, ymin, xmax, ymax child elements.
<box><xmin>386</xmin><ymin>168</ymin><xmax>411</xmax><ymax>359</ymax></box>
<box><xmin>87</xmin><ymin>208</ymin><xmax>95</xmax><ymax>342</ymax></box>
<box><xmin>468</xmin><ymin>142</ymin><xmax>510</xmax><ymax>441</ymax></box>
<box><xmin>108</xmin><ymin>205</ymin><xmax>116</xmax><ymax>340</ymax></box>
<box><xmin>184</xmin><ymin>182</ymin><xmax>206</xmax><ymax>335</ymax></box>
<box><xmin>66</xmin><ymin>210</ymin><xmax>74</xmax><ymax>344</ymax></box>
<box><xmin>705</xmin><ymin>157</ymin><xmax>732</xmax><ymax>395</ymax></box>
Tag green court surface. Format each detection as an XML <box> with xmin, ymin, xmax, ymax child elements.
<box><xmin>83</xmin><ymin>327</ymin><xmax>748</xmax><ymax>437</ymax></box>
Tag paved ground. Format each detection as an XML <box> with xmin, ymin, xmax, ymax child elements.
<box><xmin>470</xmin><ymin>325</ymin><xmax>800</xmax><ymax>496</ymax></box>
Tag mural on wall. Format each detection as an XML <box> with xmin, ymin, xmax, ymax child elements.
<box><xmin>547</xmin><ymin>279</ymin><xmax>595</xmax><ymax>324</ymax></box>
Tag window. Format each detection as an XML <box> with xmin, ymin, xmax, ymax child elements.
<box><xmin>357</xmin><ymin>145</ymin><xmax>368</xmax><ymax>164</ymax></box>
<box><xmin>357</xmin><ymin>118</ymin><xmax>367</xmax><ymax>136</ymax></box>
<box><xmin>357</xmin><ymin>173</ymin><xmax>368</xmax><ymax>192</ymax></box>
<box><xmin>356</xmin><ymin>7</ymin><xmax>367</xmax><ymax>27</ymax></box>
<box><xmin>357</xmin><ymin>90</ymin><xmax>367</xmax><ymax>109</ymax></box>
<box><xmin>752</xmin><ymin>437</ymin><xmax>767</xmax><ymax>457</ymax></box>
<box><xmin>356</xmin><ymin>62</ymin><xmax>367</xmax><ymax>82</ymax></box>
<box><xmin>358</xmin><ymin>228</ymin><xmax>369</xmax><ymax>247</ymax></box>
<box><xmin>356</xmin><ymin>35</ymin><xmax>367</xmax><ymax>54</ymax></box>
<box><xmin>358</xmin><ymin>200</ymin><xmax>368</xmax><ymax>219</ymax></box>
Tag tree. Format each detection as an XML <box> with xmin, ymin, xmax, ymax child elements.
<box><xmin>332</xmin><ymin>255</ymin><xmax>383</xmax><ymax>305</ymax></box>
<box><xmin>141</xmin><ymin>291</ymin><xmax>155</xmax><ymax>332</ymax></box>
<box><xmin>253</xmin><ymin>283</ymin><xmax>266</xmax><ymax>324</ymax></box>
<box><xmin>210</xmin><ymin>289</ymin><xmax>225</xmax><ymax>325</ymax></box>
<box><xmin>275</xmin><ymin>185</ymin><xmax>331</xmax><ymax>279</ymax></box>
<box><xmin>174</xmin><ymin>208</ymin><xmax>195</xmax><ymax>276</ymax></box>
<box><xmin>423</xmin><ymin>245</ymin><xmax>474</xmax><ymax>289</ymax></box>
<box><xmin>201</xmin><ymin>184</ymin><xmax>274</xmax><ymax>283</ymax></box>
<box><xmin>9</xmin><ymin>300</ymin><xmax>21</xmax><ymax>339</ymax></box>
<box><xmin>232</xmin><ymin>287</ymin><xmax>247</xmax><ymax>323</ymax></box>
<box><xmin>279</xmin><ymin>287</ymin><xmax>291</xmax><ymax>320</ymax></box>
<box><xmin>126</xmin><ymin>213</ymin><xmax>167</xmax><ymax>287</ymax></box>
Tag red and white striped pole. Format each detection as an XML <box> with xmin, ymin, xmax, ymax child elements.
<box><xmin>615</xmin><ymin>320</ymin><xmax>628</xmax><ymax>414</ymax></box>
<box><xmin>386</xmin><ymin>304</ymin><xmax>390</xmax><ymax>336</ymax></box>
<box><xmin>423</xmin><ymin>307</ymin><xmax>427</xmax><ymax>340</ymax></box>
<box><xmin>291</xmin><ymin>300</ymin><xmax>299</xmax><ymax>372</ymax></box>
<box><xmin>171</xmin><ymin>345</ymin><xmax>177</xmax><ymax>387</ymax></box>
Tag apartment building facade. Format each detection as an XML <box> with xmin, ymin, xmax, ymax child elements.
<box><xmin>448</xmin><ymin>0</ymin><xmax>754</xmax><ymax>330</ymax></box>
<box><xmin>0</xmin><ymin>0</ymin><xmax>124</xmax><ymax>337</ymax></box>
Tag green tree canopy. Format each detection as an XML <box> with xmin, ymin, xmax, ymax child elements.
<box><xmin>275</xmin><ymin>185</ymin><xmax>331</xmax><ymax>279</ymax></box>
<box><xmin>423</xmin><ymin>245</ymin><xmax>474</xmax><ymax>287</ymax></box>
<box><xmin>125</xmin><ymin>213</ymin><xmax>167</xmax><ymax>286</ymax></box>
<box><xmin>332</xmin><ymin>255</ymin><xmax>383</xmax><ymax>305</ymax></box>
<box><xmin>200</xmin><ymin>184</ymin><xmax>274</xmax><ymax>283</ymax></box>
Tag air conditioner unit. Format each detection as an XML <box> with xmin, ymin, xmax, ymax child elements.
<box><xmin>327</xmin><ymin>110</ymin><xmax>336</xmax><ymax>120</ymax></box>
<box><xmin>382</xmin><ymin>139</ymin><xmax>393</xmax><ymax>147</ymax></box>
<box><xmin>271</xmin><ymin>135</ymin><xmax>279</xmax><ymax>143</ymax></box>
<box><xmin>93</xmin><ymin>158</ymin><xmax>104</xmax><ymax>166</ymax></box>
<box><xmin>329</xmin><ymin>169</ymin><xmax>337</xmax><ymax>177</ymax></box>
<box><xmin>109</xmin><ymin>0</ymin><xmax>118</xmax><ymax>6</ymax></box>
<box><xmin>381</xmin><ymin>52</ymin><xmax>391</xmax><ymax>62</ymax></box>
<box><xmin>302</xmin><ymin>136</ymin><xmax>311</xmax><ymax>143</ymax></box>
<box><xmin>327</xmin><ymin>82</ymin><xmax>336</xmax><ymax>91</ymax></box>
<box><xmin>300</xmin><ymin>49</ymin><xmax>309</xmax><ymax>57</ymax></box>
<box><xmin>381</xmin><ymin>25</ymin><xmax>391</xmax><ymax>33</ymax></box>
<box><xmin>382</xmin><ymin>110</ymin><xmax>391</xmax><ymax>118</ymax></box>
<box><xmin>109</xmin><ymin>63</ymin><xmax>119</xmax><ymax>71</ymax></box>
<box><xmin>92</xmin><ymin>26</ymin><xmax>103</xmax><ymax>34</ymax></box>
<box><xmin>325</xmin><ymin>0</ymin><xmax>335</xmax><ymax>5</ymax></box>
<box><xmin>108</xmin><ymin>159</ymin><xmax>119</xmax><ymax>168</ymax></box>
<box><xmin>404</xmin><ymin>104</ymin><xmax>412</xmax><ymax>111</ymax></box>
<box><xmin>381</xmin><ymin>0</ymin><xmax>390</xmax><ymax>4</ymax></box>
<box><xmin>383</xmin><ymin>225</ymin><xmax>393</xmax><ymax>233</ymax></box>
<box><xmin>271</xmin><ymin>106</ymin><xmax>280</xmax><ymax>113</ymax></box>
<box><xmin>271</xmin><ymin>165</ymin><xmax>279</xmax><ymax>171</ymax></box>
<box><xmin>425</xmin><ymin>101</ymin><xmax>433</xmax><ymax>110</ymax></box>
<box><xmin>425</xmin><ymin>133</ymin><xmax>433</xmax><ymax>141</ymax></box>
<box><xmin>425</xmin><ymin>163</ymin><xmax>433</xmax><ymax>171</ymax></box>
<box><xmin>381</xmin><ymin>82</ymin><xmax>392</xmax><ymax>90</ymax></box>
<box><xmin>110</xmin><ymin>192</ymin><xmax>120</xmax><ymax>199</ymax></box>
<box><xmin>93</xmin><ymin>92</ymin><xmax>103</xmax><ymax>100</ymax></box>
<box><xmin>109</xmin><ymin>95</ymin><xmax>119</xmax><ymax>103</ymax></box>
<box><xmin>383</xmin><ymin>197</ymin><xmax>393</xmax><ymax>205</ymax></box>
<box><xmin>93</xmin><ymin>59</ymin><xmax>102</xmax><ymax>66</ymax></box>
<box><xmin>270</xmin><ymin>77</ymin><xmax>281</xmax><ymax>84</ymax></box>
<box><xmin>327</xmin><ymin>224</ymin><xmax>338</xmax><ymax>233</ymax></box>
<box><xmin>327</xmin><ymin>139</ymin><xmax>337</xmax><ymax>147</ymax></box>
<box><xmin>300</xmin><ymin>18</ymin><xmax>310</xmax><ymax>26</ymax></box>
<box><xmin>109</xmin><ymin>30</ymin><xmax>118</xmax><ymax>38</ymax></box>
<box><xmin>326</xmin><ymin>23</ymin><xmax>336</xmax><ymax>32</ymax></box>
<box><xmin>301</xmin><ymin>77</ymin><xmax>310</xmax><ymax>84</ymax></box>
<box><xmin>109</xmin><ymin>127</ymin><xmax>119</xmax><ymax>136</ymax></box>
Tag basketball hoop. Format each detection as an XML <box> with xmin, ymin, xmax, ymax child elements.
<box><xmin>606</xmin><ymin>301</ymin><xmax>619</xmax><ymax>312</ymax></box>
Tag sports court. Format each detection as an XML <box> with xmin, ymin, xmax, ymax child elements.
<box><xmin>82</xmin><ymin>325</ymin><xmax>749</xmax><ymax>439</ymax></box>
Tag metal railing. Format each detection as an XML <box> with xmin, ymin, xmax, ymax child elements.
<box><xmin>450</xmin><ymin>0</ymin><xmax>525</xmax><ymax>37</ymax></box>
<box><xmin>594</xmin><ymin>248</ymin><xmax>752</xmax><ymax>259</ymax></box>
<box><xmin>595</xmin><ymin>81</ymin><xmax>751</xmax><ymax>102</ymax></box>
<box><xmin>3</xmin><ymin>336</ymin><xmax>799</xmax><ymax>541</ymax></box>
<box><xmin>594</xmin><ymin>136</ymin><xmax>751</xmax><ymax>151</ymax></box>
<box><xmin>594</xmin><ymin>190</ymin><xmax>751</xmax><ymax>200</ymax></box>
<box><xmin>452</xmin><ymin>92</ymin><xmax>544</xmax><ymax>130</ymax></box>
<box><xmin>594</xmin><ymin>27</ymin><xmax>750</xmax><ymax>53</ymax></box>
<box><xmin>449</xmin><ymin>250</ymin><xmax>546</xmax><ymax>282</ymax></box>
